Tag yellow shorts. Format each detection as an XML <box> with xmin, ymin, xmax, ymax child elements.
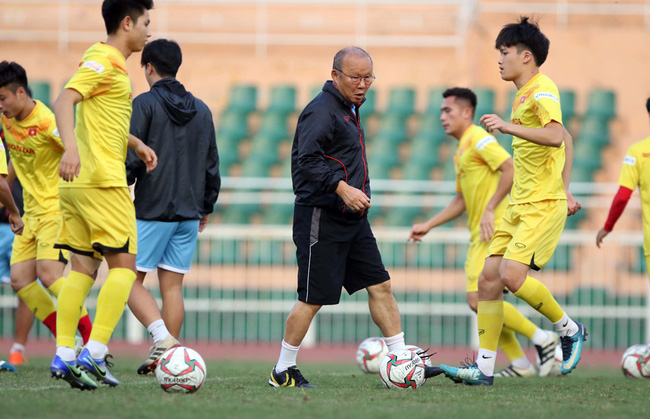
<box><xmin>11</xmin><ymin>212</ymin><xmax>69</xmax><ymax>265</ymax></box>
<box><xmin>465</xmin><ymin>240</ymin><xmax>489</xmax><ymax>293</ymax></box>
<box><xmin>487</xmin><ymin>199</ymin><xmax>566</xmax><ymax>270</ymax></box>
<box><xmin>56</xmin><ymin>187</ymin><xmax>137</xmax><ymax>259</ymax></box>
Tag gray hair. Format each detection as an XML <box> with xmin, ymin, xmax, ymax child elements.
<box><xmin>332</xmin><ymin>46</ymin><xmax>373</xmax><ymax>70</ymax></box>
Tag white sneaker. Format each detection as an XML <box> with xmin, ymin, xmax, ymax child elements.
<box><xmin>137</xmin><ymin>335</ymin><xmax>180</xmax><ymax>375</ymax></box>
<box><xmin>494</xmin><ymin>364</ymin><xmax>536</xmax><ymax>378</ymax></box>
<box><xmin>536</xmin><ymin>331</ymin><xmax>560</xmax><ymax>377</ymax></box>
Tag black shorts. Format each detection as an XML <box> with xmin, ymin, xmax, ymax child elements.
<box><xmin>293</xmin><ymin>205</ymin><xmax>390</xmax><ymax>305</ymax></box>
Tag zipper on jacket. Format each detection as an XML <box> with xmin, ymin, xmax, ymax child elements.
<box><xmin>351</xmin><ymin>107</ymin><xmax>368</xmax><ymax>217</ymax></box>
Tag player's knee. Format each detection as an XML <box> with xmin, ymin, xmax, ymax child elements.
<box><xmin>367</xmin><ymin>280</ymin><xmax>392</xmax><ymax>297</ymax></box>
<box><xmin>9</xmin><ymin>273</ymin><xmax>29</xmax><ymax>292</ymax></box>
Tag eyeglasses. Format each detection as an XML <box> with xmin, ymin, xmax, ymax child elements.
<box><xmin>335</xmin><ymin>69</ymin><xmax>376</xmax><ymax>85</ymax></box>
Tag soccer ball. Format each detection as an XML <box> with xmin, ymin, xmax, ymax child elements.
<box><xmin>405</xmin><ymin>345</ymin><xmax>433</xmax><ymax>367</ymax></box>
<box><xmin>356</xmin><ymin>337</ymin><xmax>389</xmax><ymax>374</ymax></box>
<box><xmin>536</xmin><ymin>344</ymin><xmax>564</xmax><ymax>377</ymax></box>
<box><xmin>620</xmin><ymin>344</ymin><xmax>650</xmax><ymax>378</ymax></box>
<box><xmin>155</xmin><ymin>346</ymin><xmax>207</xmax><ymax>393</ymax></box>
<box><xmin>379</xmin><ymin>349</ymin><xmax>427</xmax><ymax>389</ymax></box>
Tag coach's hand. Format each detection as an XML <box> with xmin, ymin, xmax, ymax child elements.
<box><xmin>59</xmin><ymin>148</ymin><xmax>81</xmax><ymax>182</ymax></box>
<box><xmin>136</xmin><ymin>143</ymin><xmax>158</xmax><ymax>173</ymax></box>
<box><xmin>336</xmin><ymin>181</ymin><xmax>370</xmax><ymax>212</ymax></box>
<box><xmin>567</xmin><ymin>191</ymin><xmax>582</xmax><ymax>216</ymax></box>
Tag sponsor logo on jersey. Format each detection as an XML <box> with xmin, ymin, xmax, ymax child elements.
<box><xmin>82</xmin><ymin>60</ymin><xmax>105</xmax><ymax>74</ymax></box>
<box><xmin>534</xmin><ymin>92</ymin><xmax>560</xmax><ymax>103</ymax></box>
<box><xmin>623</xmin><ymin>155</ymin><xmax>636</xmax><ymax>166</ymax></box>
<box><xmin>512</xmin><ymin>118</ymin><xmax>523</xmax><ymax>125</ymax></box>
<box><xmin>7</xmin><ymin>143</ymin><xmax>35</xmax><ymax>155</ymax></box>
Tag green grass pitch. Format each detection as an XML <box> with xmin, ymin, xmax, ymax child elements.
<box><xmin>2</xmin><ymin>358</ymin><xmax>649</xmax><ymax>419</ymax></box>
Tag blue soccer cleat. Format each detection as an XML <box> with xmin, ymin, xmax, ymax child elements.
<box><xmin>76</xmin><ymin>348</ymin><xmax>119</xmax><ymax>387</ymax></box>
<box><xmin>0</xmin><ymin>359</ymin><xmax>16</xmax><ymax>372</ymax></box>
<box><xmin>560</xmin><ymin>321</ymin><xmax>588</xmax><ymax>375</ymax></box>
<box><xmin>50</xmin><ymin>355</ymin><xmax>97</xmax><ymax>390</ymax></box>
<box><xmin>440</xmin><ymin>363</ymin><xmax>494</xmax><ymax>386</ymax></box>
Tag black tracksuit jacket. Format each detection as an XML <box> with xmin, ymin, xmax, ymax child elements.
<box><xmin>126</xmin><ymin>78</ymin><xmax>220</xmax><ymax>221</ymax></box>
<box><xmin>291</xmin><ymin>81</ymin><xmax>370</xmax><ymax>217</ymax></box>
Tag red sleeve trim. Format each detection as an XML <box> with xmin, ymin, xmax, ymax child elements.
<box><xmin>604</xmin><ymin>186</ymin><xmax>633</xmax><ymax>232</ymax></box>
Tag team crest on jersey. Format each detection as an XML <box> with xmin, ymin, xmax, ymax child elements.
<box><xmin>519</xmin><ymin>96</ymin><xmax>526</xmax><ymax>104</ymax></box>
<box><xmin>344</xmin><ymin>115</ymin><xmax>350</xmax><ymax>122</ymax></box>
<box><xmin>28</xmin><ymin>128</ymin><xmax>37</xmax><ymax>137</ymax></box>
<box><xmin>82</xmin><ymin>60</ymin><xmax>105</xmax><ymax>74</ymax></box>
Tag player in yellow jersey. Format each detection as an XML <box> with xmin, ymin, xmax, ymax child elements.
<box><xmin>409</xmin><ymin>87</ymin><xmax>560</xmax><ymax>378</ymax></box>
<box><xmin>50</xmin><ymin>0</ymin><xmax>155</xmax><ymax>391</ymax></box>
<box><xmin>440</xmin><ymin>17</ymin><xmax>584</xmax><ymax>386</ymax></box>
<box><xmin>0</xmin><ymin>61</ymin><xmax>94</xmax><ymax>361</ymax></box>
<box><xmin>597</xmin><ymin>98</ymin><xmax>650</xmax><ymax>349</ymax></box>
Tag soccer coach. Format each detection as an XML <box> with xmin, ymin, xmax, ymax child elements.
<box><xmin>269</xmin><ymin>46</ymin><xmax>409</xmax><ymax>388</ymax></box>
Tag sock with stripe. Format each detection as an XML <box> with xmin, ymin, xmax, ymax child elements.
<box><xmin>513</xmin><ymin>276</ymin><xmax>565</xmax><ymax>323</ymax></box>
<box><xmin>16</xmin><ymin>281</ymin><xmax>57</xmax><ymax>336</ymax></box>
<box><xmin>384</xmin><ymin>332</ymin><xmax>406</xmax><ymax>352</ymax></box>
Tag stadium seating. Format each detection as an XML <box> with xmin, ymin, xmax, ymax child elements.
<box><xmin>267</xmin><ymin>85</ymin><xmax>296</xmax><ymax>115</ymax></box>
<box><xmin>473</xmin><ymin>88</ymin><xmax>495</xmax><ymax>124</ymax></box>
<box><xmin>586</xmin><ymin>88</ymin><xmax>616</xmax><ymax>120</ymax></box>
<box><xmin>386</xmin><ymin>87</ymin><xmax>415</xmax><ymax>117</ymax></box>
<box><xmin>29</xmin><ymin>81</ymin><xmax>51</xmax><ymax>107</ymax></box>
<box><xmin>226</xmin><ymin>85</ymin><xmax>257</xmax><ymax>114</ymax></box>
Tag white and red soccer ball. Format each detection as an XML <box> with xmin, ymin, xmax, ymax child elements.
<box><xmin>379</xmin><ymin>348</ymin><xmax>427</xmax><ymax>389</ymax></box>
<box><xmin>155</xmin><ymin>346</ymin><xmax>207</xmax><ymax>393</ymax></box>
<box><xmin>356</xmin><ymin>337</ymin><xmax>389</xmax><ymax>374</ymax></box>
<box><xmin>620</xmin><ymin>344</ymin><xmax>650</xmax><ymax>378</ymax></box>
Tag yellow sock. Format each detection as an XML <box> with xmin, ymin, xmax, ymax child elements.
<box><xmin>16</xmin><ymin>281</ymin><xmax>57</xmax><ymax>322</ymax></box>
<box><xmin>48</xmin><ymin>276</ymin><xmax>90</xmax><ymax>318</ymax></box>
<box><xmin>477</xmin><ymin>300</ymin><xmax>504</xmax><ymax>352</ymax></box>
<box><xmin>498</xmin><ymin>326</ymin><xmax>525</xmax><ymax>361</ymax></box>
<box><xmin>514</xmin><ymin>276</ymin><xmax>564</xmax><ymax>323</ymax></box>
<box><xmin>503</xmin><ymin>300</ymin><xmax>537</xmax><ymax>340</ymax></box>
<box><xmin>90</xmin><ymin>268</ymin><xmax>136</xmax><ymax>345</ymax></box>
<box><xmin>56</xmin><ymin>271</ymin><xmax>94</xmax><ymax>348</ymax></box>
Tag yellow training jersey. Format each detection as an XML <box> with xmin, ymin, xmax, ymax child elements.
<box><xmin>618</xmin><ymin>136</ymin><xmax>650</xmax><ymax>255</ymax></box>
<box><xmin>0</xmin><ymin>141</ymin><xmax>6</xmax><ymax>176</ymax></box>
<box><xmin>1</xmin><ymin>100</ymin><xmax>64</xmax><ymax>216</ymax></box>
<box><xmin>455</xmin><ymin>124</ymin><xmax>511</xmax><ymax>242</ymax></box>
<box><xmin>62</xmin><ymin>42</ymin><xmax>132</xmax><ymax>189</ymax></box>
<box><xmin>510</xmin><ymin>73</ymin><xmax>566</xmax><ymax>204</ymax></box>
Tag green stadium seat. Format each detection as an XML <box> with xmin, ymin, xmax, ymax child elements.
<box><xmin>262</xmin><ymin>203</ymin><xmax>294</xmax><ymax>225</ymax></box>
<box><xmin>268</xmin><ymin>85</ymin><xmax>296</xmax><ymax>115</ymax></box>
<box><xmin>570</xmin><ymin>166</ymin><xmax>595</xmax><ymax>183</ymax></box>
<box><xmin>402</xmin><ymin>162</ymin><xmax>432</xmax><ymax>180</ymax></box>
<box><xmin>258</xmin><ymin>112</ymin><xmax>289</xmax><ymax>142</ymax></box>
<box><xmin>579</xmin><ymin>117</ymin><xmax>610</xmax><ymax>146</ymax></box>
<box><xmin>559</xmin><ymin>89</ymin><xmax>576</xmax><ymax>121</ymax></box>
<box><xmin>441</xmin><ymin>159</ymin><xmax>457</xmax><ymax>181</ymax></box>
<box><xmin>573</xmin><ymin>139</ymin><xmax>603</xmax><ymax>171</ymax></box>
<box><xmin>217</xmin><ymin>111</ymin><xmax>249</xmax><ymax>142</ymax></box>
<box><xmin>29</xmin><ymin>81</ymin><xmax>51</xmax><ymax>107</ymax></box>
<box><xmin>367</xmin><ymin>160</ymin><xmax>392</xmax><ymax>180</ymax></box>
<box><xmin>425</xmin><ymin>87</ymin><xmax>446</xmax><ymax>115</ymax></box>
<box><xmin>386</xmin><ymin>87</ymin><xmax>415</xmax><ymax>117</ymax></box>
<box><xmin>221</xmin><ymin>204</ymin><xmax>260</xmax><ymax>225</ymax></box>
<box><xmin>407</xmin><ymin>140</ymin><xmax>441</xmax><ymax>167</ymax></box>
<box><xmin>241</xmin><ymin>158</ymin><xmax>273</xmax><ymax>177</ymax></box>
<box><xmin>384</xmin><ymin>206</ymin><xmax>422</xmax><ymax>227</ymax></box>
<box><xmin>227</xmin><ymin>85</ymin><xmax>257</xmax><ymax>114</ymax></box>
<box><xmin>586</xmin><ymin>89</ymin><xmax>616</xmax><ymax>120</ymax></box>
<box><xmin>360</xmin><ymin>89</ymin><xmax>376</xmax><ymax>115</ymax></box>
<box><xmin>416</xmin><ymin>114</ymin><xmax>445</xmax><ymax>139</ymax></box>
<box><xmin>473</xmin><ymin>88</ymin><xmax>495</xmax><ymax>122</ymax></box>
<box><xmin>375</xmin><ymin>115</ymin><xmax>408</xmax><ymax>144</ymax></box>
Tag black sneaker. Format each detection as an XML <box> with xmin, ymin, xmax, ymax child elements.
<box><xmin>268</xmin><ymin>365</ymin><xmax>316</xmax><ymax>388</ymax></box>
<box><xmin>424</xmin><ymin>366</ymin><xmax>444</xmax><ymax>379</ymax></box>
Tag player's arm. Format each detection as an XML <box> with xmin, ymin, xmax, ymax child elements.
<box><xmin>479</xmin><ymin>157</ymin><xmax>513</xmax><ymax>243</ymax></box>
<box><xmin>54</xmin><ymin>88</ymin><xmax>84</xmax><ymax>182</ymax></box>
<box><xmin>596</xmin><ymin>186</ymin><xmax>633</xmax><ymax>248</ymax></box>
<box><xmin>479</xmin><ymin>114</ymin><xmax>564</xmax><ymax>147</ymax></box>
<box><xmin>128</xmin><ymin>134</ymin><xmax>157</xmax><ymax>173</ymax></box>
<box><xmin>201</xmin><ymin>119</ymin><xmax>221</xmax><ymax>233</ymax></box>
<box><xmin>6</xmin><ymin>160</ymin><xmax>16</xmax><ymax>186</ymax></box>
<box><xmin>408</xmin><ymin>192</ymin><xmax>466</xmax><ymax>242</ymax></box>
<box><xmin>0</xmin><ymin>174</ymin><xmax>23</xmax><ymax>235</ymax></box>
<box><xmin>561</xmin><ymin>127</ymin><xmax>582</xmax><ymax>216</ymax></box>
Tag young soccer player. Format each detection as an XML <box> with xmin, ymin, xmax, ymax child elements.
<box><xmin>0</xmin><ymin>61</ymin><xmax>93</xmax><ymax>361</ymax></box>
<box><xmin>409</xmin><ymin>87</ymin><xmax>560</xmax><ymax>377</ymax></box>
<box><xmin>126</xmin><ymin>39</ymin><xmax>220</xmax><ymax>374</ymax></box>
<box><xmin>440</xmin><ymin>17</ymin><xmax>584</xmax><ymax>386</ymax></box>
<box><xmin>50</xmin><ymin>0</ymin><xmax>156</xmax><ymax>391</ymax></box>
<box><xmin>597</xmin><ymin>98</ymin><xmax>650</xmax><ymax>348</ymax></box>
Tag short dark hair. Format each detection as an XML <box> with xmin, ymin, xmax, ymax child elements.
<box><xmin>0</xmin><ymin>61</ymin><xmax>31</xmax><ymax>96</ymax></box>
<box><xmin>102</xmin><ymin>0</ymin><xmax>153</xmax><ymax>35</ymax></box>
<box><xmin>442</xmin><ymin>87</ymin><xmax>477</xmax><ymax>116</ymax></box>
<box><xmin>332</xmin><ymin>46</ymin><xmax>373</xmax><ymax>70</ymax></box>
<box><xmin>141</xmin><ymin>39</ymin><xmax>182</xmax><ymax>78</ymax></box>
<box><xmin>646</xmin><ymin>97</ymin><xmax>650</xmax><ymax>113</ymax></box>
<box><xmin>495</xmin><ymin>16</ymin><xmax>549</xmax><ymax>67</ymax></box>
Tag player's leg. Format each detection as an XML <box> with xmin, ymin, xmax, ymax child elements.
<box><xmin>494</xmin><ymin>326</ymin><xmax>536</xmax><ymax>377</ymax></box>
<box><xmin>159</xmin><ymin>269</ymin><xmax>184</xmax><ymax>338</ymax></box>
<box><xmin>9</xmin><ymin>298</ymin><xmax>34</xmax><ymax>365</ymax></box>
<box><xmin>11</xmin><ymin>260</ymin><xmax>57</xmax><ymax>336</ymax></box>
<box><xmin>504</xmin><ymin>200</ymin><xmax>586</xmax><ymax>374</ymax></box>
<box><xmin>366</xmin><ymin>281</ymin><xmax>405</xmax><ymax>351</ymax></box>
